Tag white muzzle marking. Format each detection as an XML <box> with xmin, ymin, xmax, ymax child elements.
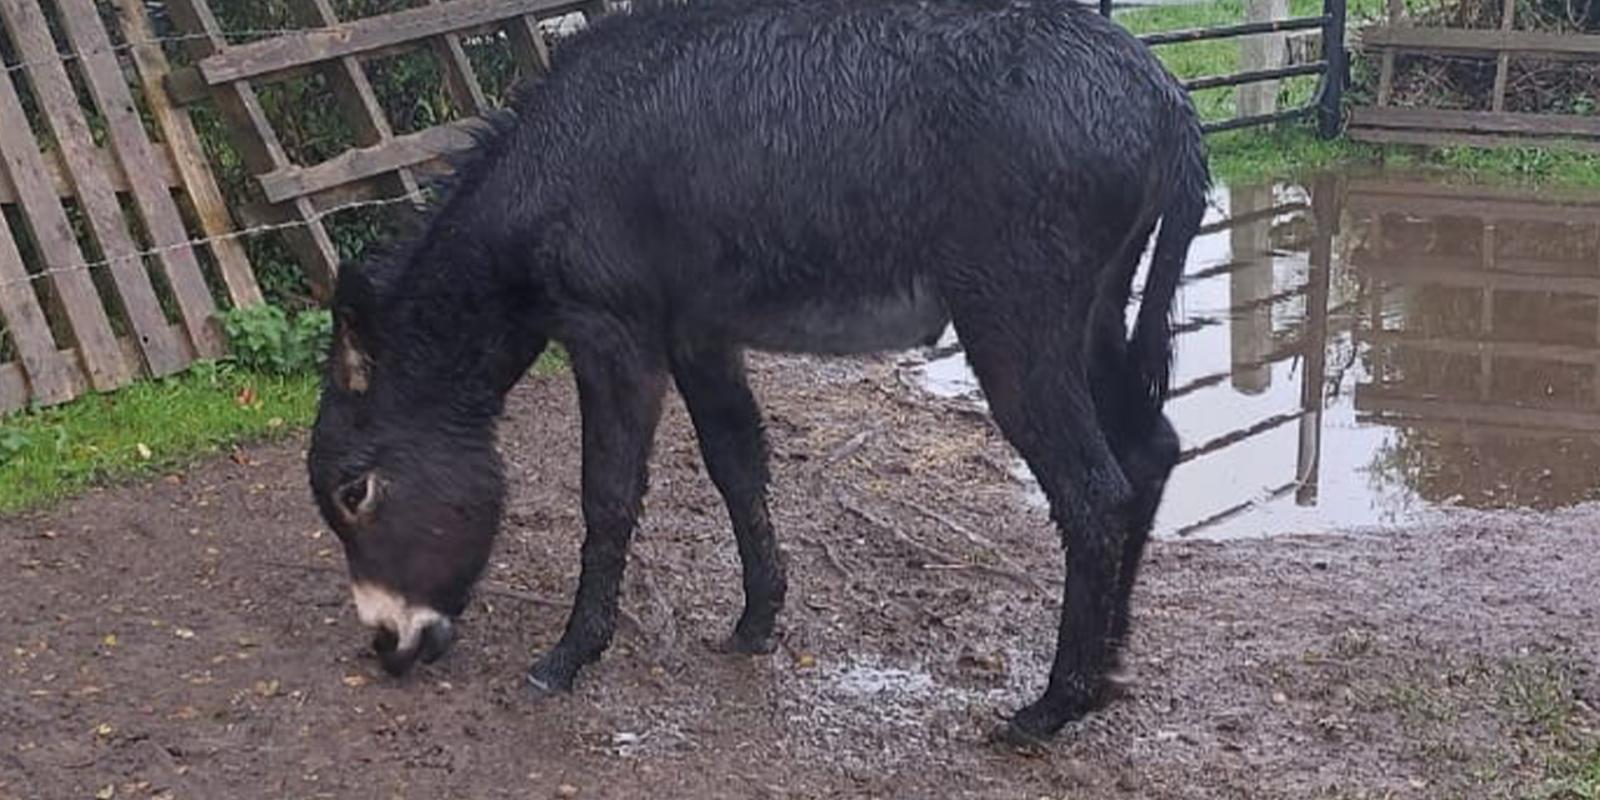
<box><xmin>351</xmin><ymin>581</ymin><xmax>445</xmax><ymax>652</ymax></box>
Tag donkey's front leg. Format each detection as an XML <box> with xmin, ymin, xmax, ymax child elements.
<box><xmin>527</xmin><ymin>334</ymin><xmax>668</xmax><ymax>695</ymax></box>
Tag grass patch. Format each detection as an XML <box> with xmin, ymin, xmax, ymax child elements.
<box><xmin>1116</xmin><ymin>0</ymin><xmax>1600</xmax><ymax>190</ymax></box>
<box><xmin>0</xmin><ymin>346</ymin><xmax>573</xmax><ymax>515</ymax></box>
<box><xmin>1353</xmin><ymin>651</ymin><xmax>1600</xmax><ymax>798</ymax></box>
<box><xmin>0</xmin><ymin>361</ymin><xmax>320</xmax><ymax>515</ymax></box>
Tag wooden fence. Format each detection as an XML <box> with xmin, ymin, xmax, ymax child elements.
<box><xmin>0</xmin><ymin>0</ymin><xmax>261</xmax><ymax>414</ymax></box>
<box><xmin>1351</xmin><ymin>0</ymin><xmax>1600</xmax><ymax>149</ymax></box>
<box><xmin>161</xmin><ymin>0</ymin><xmax>600</xmax><ymax>300</ymax></box>
<box><xmin>1348</xmin><ymin>177</ymin><xmax>1600</xmax><ymax>434</ymax></box>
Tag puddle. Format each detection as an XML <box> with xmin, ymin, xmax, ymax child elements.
<box><xmin>904</xmin><ymin>173</ymin><xmax>1600</xmax><ymax>539</ymax></box>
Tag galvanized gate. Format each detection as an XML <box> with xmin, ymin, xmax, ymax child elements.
<box><xmin>1106</xmin><ymin>0</ymin><xmax>1350</xmax><ymax>136</ymax></box>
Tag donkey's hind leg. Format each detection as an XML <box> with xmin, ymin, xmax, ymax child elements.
<box><xmin>944</xmin><ymin>269</ymin><xmax>1135</xmax><ymax>744</ymax></box>
<box><xmin>671</xmin><ymin>344</ymin><xmax>787</xmax><ymax>654</ymax></box>
<box><xmin>1088</xmin><ymin>230</ymin><xmax>1181</xmax><ymax>654</ymax></box>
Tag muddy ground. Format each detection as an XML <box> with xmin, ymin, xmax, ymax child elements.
<box><xmin>3</xmin><ymin>353</ymin><xmax>1597</xmax><ymax>800</ymax></box>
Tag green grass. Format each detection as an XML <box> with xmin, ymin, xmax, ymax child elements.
<box><xmin>7</xmin><ymin>0</ymin><xmax>1600</xmax><ymax>514</ymax></box>
<box><xmin>0</xmin><ymin>361</ymin><xmax>320</xmax><ymax>515</ymax></box>
<box><xmin>0</xmin><ymin>348</ymin><xmax>571</xmax><ymax>516</ymax></box>
<box><xmin>1115</xmin><ymin>0</ymin><xmax>1600</xmax><ymax>189</ymax></box>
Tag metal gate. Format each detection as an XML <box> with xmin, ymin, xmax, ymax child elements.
<box><xmin>1103</xmin><ymin>0</ymin><xmax>1350</xmax><ymax>136</ymax></box>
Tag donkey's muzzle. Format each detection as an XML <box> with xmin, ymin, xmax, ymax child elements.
<box><xmin>373</xmin><ymin>617</ymin><xmax>455</xmax><ymax>676</ymax></box>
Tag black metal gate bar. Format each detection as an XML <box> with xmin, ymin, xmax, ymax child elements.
<box><xmin>1108</xmin><ymin>0</ymin><xmax>1349</xmax><ymax>138</ymax></box>
<box><xmin>1185</xmin><ymin>61</ymin><xmax>1327</xmax><ymax>92</ymax></box>
<box><xmin>1138</xmin><ymin>15</ymin><xmax>1330</xmax><ymax>46</ymax></box>
<box><xmin>1204</xmin><ymin>105</ymin><xmax>1313</xmax><ymax>133</ymax></box>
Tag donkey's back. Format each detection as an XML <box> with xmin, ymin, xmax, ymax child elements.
<box><xmin>492</xmin><ymin>0</ymin><xmax>1204</xmax><ymax>355</ymax></box>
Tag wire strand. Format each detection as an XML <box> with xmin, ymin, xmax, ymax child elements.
<box><xmin>0</xmin><ymin>190</ymin><xmax>428</xmax><ymax>292</ymax></box>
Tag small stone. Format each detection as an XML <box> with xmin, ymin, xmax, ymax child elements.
<box><xmin>1270</xmin><ymin>691</ymin><xmax>1288</xmax><ymax>705</ymax></box>
<box><xmin>173</xmin><ymin>628</ymin><xmax>196</xmax><ymax>640</ymax></box>
<box><xmin>556</xmin><ymin>784</ymin><xmax>579</xmax><ymax>798</ymax></box>
<box><xmin>343</xmin><ymin>674</ymin><xmax>369</xmax><ymax>688</ymax></box>
<box><xmin>796</xmin><ymin>653</ymin><xmax>817</xmax><ymax>669</ymax></box>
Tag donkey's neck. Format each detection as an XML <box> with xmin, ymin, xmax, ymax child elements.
<box><xmin>378</xmin><ymin>205</ymin><xmax>546</xmax><ymax>424</ymax></box>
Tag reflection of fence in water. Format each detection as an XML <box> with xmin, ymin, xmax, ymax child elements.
<box><xmin>1156</xmin><ymin>176</ymin><xmax>1346</xmax><ymax>537</ymax></box>
<box><xmin>1348</xmin><ymin>180</ymin><xmax>1600</xmax><ymax>512</ymax></box>
<box><xmin>1159</xmin><ymin>177</ymin><xmax>1600</xmax><ymax>538</ymax></box>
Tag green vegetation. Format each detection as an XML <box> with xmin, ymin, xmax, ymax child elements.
<box><xmin>1115</xmin><ymin>0</ymin><xmax>1600</xmax><ymax>189</ymax></box>
<box><xmin>0</xmin><ymin>304</ymin><xmax>569</xmax><ymax>515</ymax></box>
<box><xmin>8</xmin><ymin>0</ymin><xmax>1600</xmax><ymax>514</ymax></box>
<box><xmin>223</xmin><ymin>303</ymin><xmax>334</xmax><ymax>376</ymax></box>
<box><xmin>0</xmin><ymin>360</ymin><xmax>319</xmax><ymax>515</ymax></box>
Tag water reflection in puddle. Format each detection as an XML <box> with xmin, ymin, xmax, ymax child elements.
<box><xmin>905</xmin><ymin>174</ymin><xmax>1600</xmax><ymax>539</ymax></box>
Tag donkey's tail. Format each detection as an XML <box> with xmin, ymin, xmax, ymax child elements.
<box><xmin>1129</xmin><ymin>124</ymin><xmax>1209</xmax><ymax>412</ymax></box>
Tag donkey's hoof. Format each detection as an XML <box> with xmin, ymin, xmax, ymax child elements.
<box><xmin>987</xmin><ymin>719</ymin><xmax>1053</xmax><ymax>754</ymax></box>
<box><xmin>525</xmin><ymin>656</ymin><xmax>577</xmax><ymax>697</ymax></box>
<box><xmin>715</xmin><ymin>628</ymin><xmax>778</xmax><ymax>656</ymax></box>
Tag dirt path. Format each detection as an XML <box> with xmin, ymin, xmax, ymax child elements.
<box><xmin>3</xmin><ymin>354</ymin><xmax>1597</xmax><ymax>800</ymax></box>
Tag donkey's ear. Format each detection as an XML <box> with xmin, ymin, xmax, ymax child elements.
<box><xmin>331</xmin><ymin>323</ymin><xmax>372</xmax><ymax>394</ymax></box>
<box><xmin>329</xmin><ymin>263</ymin><xmax>383</xmax><ymax>394</ymax></box>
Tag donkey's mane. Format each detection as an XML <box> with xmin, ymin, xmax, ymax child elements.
<box><xmin>340</xmin><ymin>79</ymin><xmax>533</xmax><ymax>303</ymax></box>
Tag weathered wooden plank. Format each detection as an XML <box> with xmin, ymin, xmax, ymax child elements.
<box><xmin>0</xmin><ymin>48</ymin><xmax>130</xmax><ymax>390</ymax></box>
<box><xmin>1348</xmin><ymin>125</ymin><xmax>1600</xmax><ymax>154</ymax></box>
<box><xmin>114</xmin><ymin>0</ymin><xmax>262</xmax><ymax>310</ymax></box>
<box><xmin>0</xmin><ymin>223</ymin><xmax>76</xmax><ymax>405</ymax></box>
<box><xmin>284</xmin><ymin>0</ymin><xmax>426</xmax><ymax>211</ymax></box>
<box><xmin>425</xmin><ymin>0</ymin><xmax>492</xmax><ymax>116</ymax></box>
<box><xmin>258</xmin><ymin>120</ymin><xmax>480</xmax><ymax>203</ymax></box>
<box><xmin>1491</xmin><ymin>0</ymin><xmax>1517</xmax><ymax>112</ymax></box>
<box><xmin>1354</xmin><ymin>388</ymin><xmax>1600</xmax><ymax>432</ymax></box>
<box><xmin>192</xmin><ymin>0</ymin><xmax>586</xmax><ymax>86</ymax></box>
<box><xmin>0</xmin><ymin>322</ymin><xmax>191</xmax><ymax>415</ymax></box>
<box><xmin>0</xmin><ymin>146</ymin><xmax>185</xmax><ymax>204</ymax></box>
<box><xmin>1346</xmin><ymin>176</ymin><xmax>1600</xmax><ymax>208</ymax></box>
<box><xmin>164</xmin><ymin>0</ymin><xmax>344</xmax><ymax>298</ymax></box>
<box><xmin>505</xmin><ymin>13</ymin><xmax>553</xmax><ymax>80</ymax></box>
<box><xmin>1348</xmin><ymin>190</ymin><xmax>1600</xmax><ymax>225</ymax></box>
<box><xmin>1359</xmin><ymin>260</ymin><xmax>1600</xmax><ymax>294</ymax></box>
<box><xmin>1349</xmin><ymin>106</ymin><xmax>1600</xmax><ymax>138</ymax></box>
<box><xmin>1375</xmin><ymin>0</ymin><xmax>1403</xmax><ymax>106</ymax></box>
<box><xmin>1359</xmin><ymin>26</ymin><xmax>1600</xmax><ymax>59</ymax></box>
<box><xmin>0</xmin><ymin>360</ymin><xmax>31</xmax><ymax>413</ymax></box>
<box><xmin>0</xmin><ymin>0</ymin><xmax>188</xmax><ymax>377</ymax></box>
<box><xmin>1365</xmin><ymin>331</ymin><xmax>1600</xmax><ymax>365</ymax></box>
<box><xmin>54</xmin><ymin>0</ymin><xmax>224</xmax><ymax>360</ymax></box>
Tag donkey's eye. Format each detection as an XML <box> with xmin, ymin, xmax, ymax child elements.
<box><xmin>340</xmin><ymin>482</ymin><xmax>367</xmax><ymax>512</ymax></box>
<box><xmin>334</xmin><ymin>473</ymin><xmax>379</xmax><ymax>523</ymax></box>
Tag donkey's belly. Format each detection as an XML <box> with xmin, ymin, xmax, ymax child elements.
<box><xmin>732</xmin><ymin>282</ymin><xmax>950</xmax><ymax>356</ymax></box>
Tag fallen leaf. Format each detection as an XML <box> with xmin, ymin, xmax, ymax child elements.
<box><xmin>95</xmin><ymin>785</ymin><xmax>114</xmax><ymax>800</ymax></box>
<box><xmin>342</xmin><ymin>674</ymin><xmax>369</xmax><ymax>688</ymax></box>
<box><xmin>101</xmin><ymin>634</ymin><xmax>117</xmax><ymax>647</ymax></box>
<box><xmin>173</xmin><ymin>628</ymin><xmax>196</xmax><ymax>640</ymax></box>
<box><xmin>94</xmin><ymin>723</ymin><xmax>113</xmax><ymax>738</ymax></box>
<box><xmin>557</xmin><ymin>784</ymin><xmax>579</xmax><ymax>798</ymax></box>
<box><xmin>235</xmin><ymin>386</ymin><xmax>258</xmax><ymax>407</ymax></box>
<box><xmin>171</xmin><ymin>706</ymin><xmax>199</xmax><ymax>721</ymax></box>
<box><xmin>796</xmin><ymin>653</ymin><xmax>817</xmax><ymax>669</ymax></box>
<box><xmin>135</xmin><ymin>443</ymin><xmax>152</xmax><ymax>460</ymax></box>
<box><xmin>254</xmin><ymin>679</ymin><xmax>281</xmax><ymax>698</ymax></box>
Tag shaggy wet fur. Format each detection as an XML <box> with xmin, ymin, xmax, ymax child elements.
<box><xmin>307</xmin><ymin>0</ymin><xmax>1208</xmax><ymax>744</ymax></box>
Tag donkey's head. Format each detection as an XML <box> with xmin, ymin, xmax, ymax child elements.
<box><xmin>306</xmin><ymin>260</ymin><xmax>509</xmax><ymax>677</ymax></box>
